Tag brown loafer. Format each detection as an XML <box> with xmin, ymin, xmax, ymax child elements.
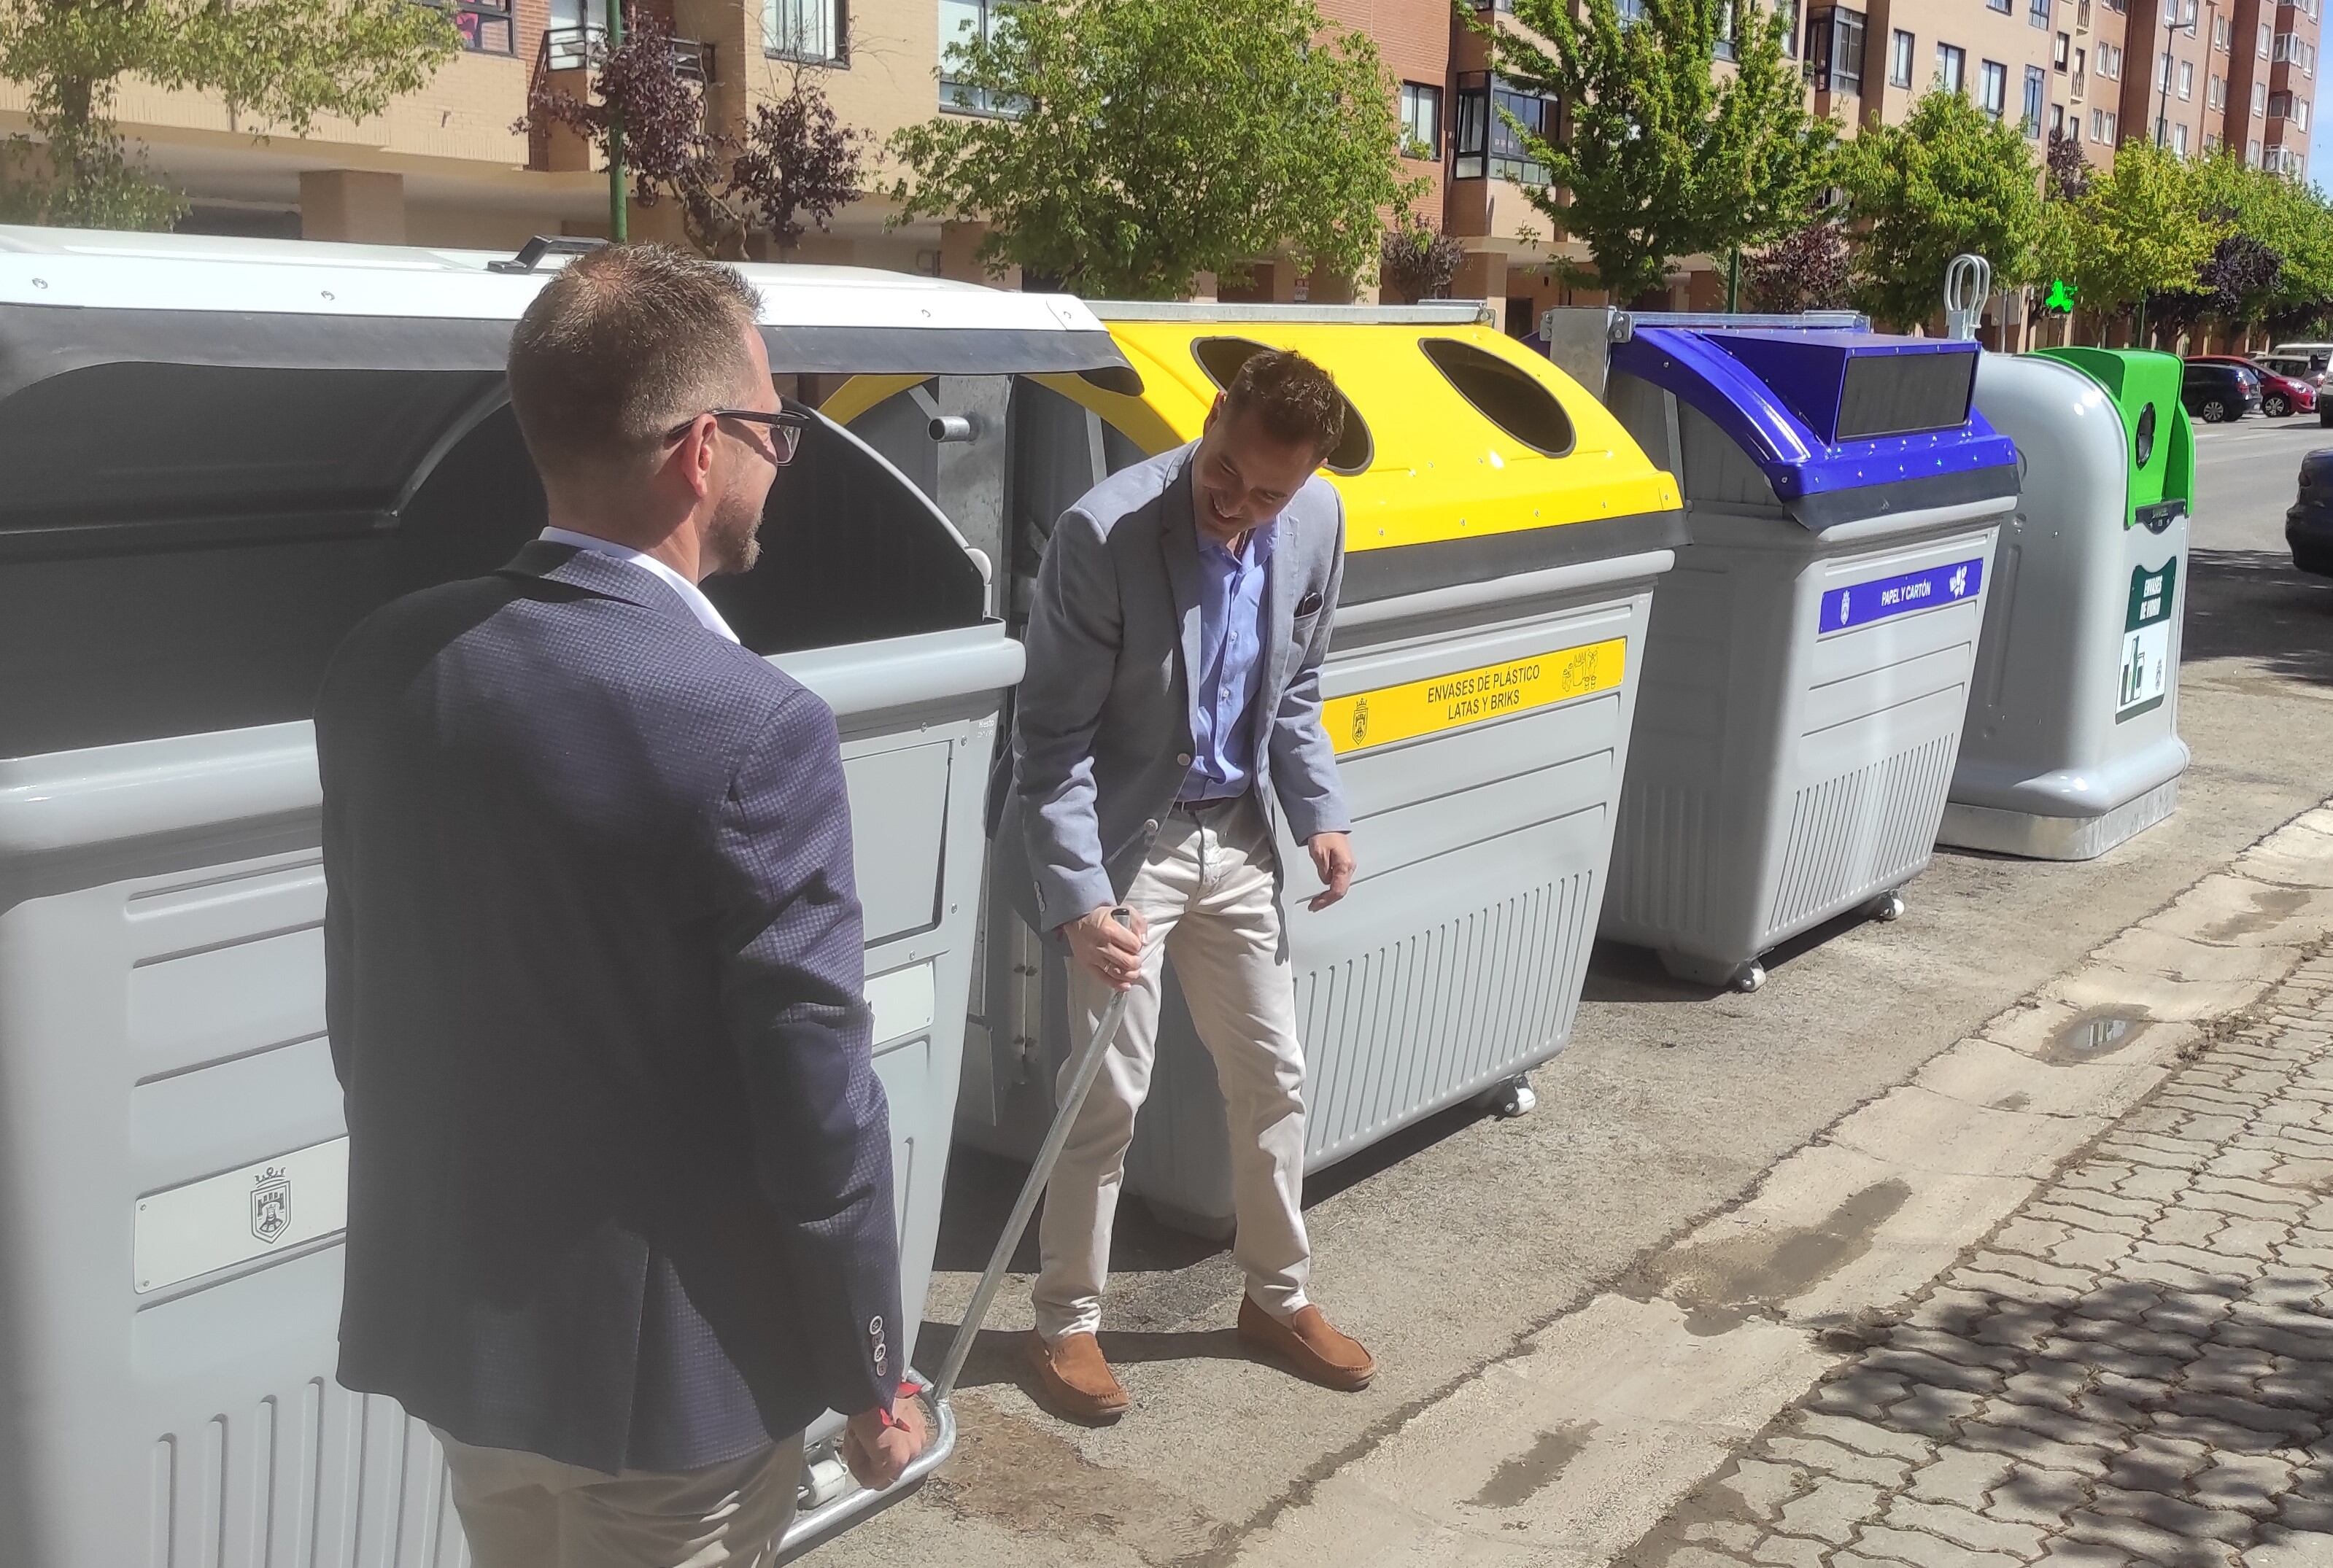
<box><xmin>1237</xmin><ymin>1296</ymin><xmax>1377</xmax><ymax>1391</ymax></box>
<box><xmin>1025</xmin><ymin>1330</ymin><xmax>1131</xmax><ymax>1423</ymax></box>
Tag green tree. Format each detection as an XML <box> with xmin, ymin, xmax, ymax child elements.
<box><xmin>2189</xmin><ymin>151</ymin><xmax>2333</xmax><ymax>333</ymax></box>
<box><xmin>1835</xmin><ymin>89</ymin><xmax>2043</xmax><ymax>330</ymax></box>
<box><xmin>888</xmin><ymin>0</ymin><xmax>1420</xmax><ymax>298</ymax></box>
<box><xmin>2038</xmin><ymin>139</ymin><xmax>2219</xmax><ymax>341</ymax></box>
<box><xmin>0</xmin><ymin>0</ymin><xmax>460</xmax><ymax>230</ymax></box>
<box><xmin>1477</xmin><ymin>0</ymin><xmax>1835</xmax><ymax>303</ymax></box>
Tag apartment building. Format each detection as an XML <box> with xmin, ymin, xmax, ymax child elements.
<box><xmin>2218</xmin><ymin>0</ymin><xmax>2321</xmax><ymax>175</ymax></box>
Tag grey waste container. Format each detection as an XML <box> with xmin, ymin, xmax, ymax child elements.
<box><xmin>872</xmin><ymin>305</ymin><xmax>1686</xmax><ymax>1237</ymax></box>
<box><xmin>0</xmin><ymin>227</ymin><xmax>1127</xmax><ymax>1567</ymax></box>
<box><xmin>1549</xmin><ymin>308</ymin><xmax>2019</xmax><ymax>993</ymax></box>
<box><xmin>1943</xmin><ymin>347</ymin><xmax>2193</xmax><ymax>859</ymax></box>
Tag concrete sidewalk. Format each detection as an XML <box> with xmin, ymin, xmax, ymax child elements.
<box><xmin>813</xmin><ymin>492</ymin><xmax>2333</xmax><ymax>1567</ymax></box>
<box><xmin>1618</xmin><ymin>949</ymin><xmax>2333</xmax><ymax>1568</ymax></box>
<box><xmin>821</xmin><ymin>799</ymin><xmax>2333</xmax><ymax>1568</ymax></box>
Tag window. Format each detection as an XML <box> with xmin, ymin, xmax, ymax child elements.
<box><xmin>2174</xmin><ymin>121</ymin><xmax>2190</xmax><ymax>155</ymax></box>
<box><xmin>2055</xmin><ymin>32</ymin><xmax>2070</xmax><ymax>69</ymax></box>
<box><xmin>446</xmin><ymin>0</ymin><xmax>514</xmax><ymax>54</ymax></box>
<box><xmin>1452</xmin><ymin>73</ymin><xmax>1558</xmax><ymax>185</ymax></box>
<box><xmin>1891</xmin><ymin>28</ymin><xmax>1916</xmax><ymax>87</ymax></box>
<box><xmin>2158</xmin><ymin>50</ymin><xmax>2173</xmax><ymax>90</ymax></box>
<box><xmin>1938</xmin><ymin>42</ymin><xmax>1968</xmax><ymax>93</ymax></box>
<box><xmin>766</xmin><ymin>0</ymin><xmax>842</xmax><ymax>62</ymax></box>
<box><xmin>1777</xmin><ymin>0</ymin><xmax>1800</xmax><ymax>58</ymax></box>
<box><xmin>1399</xmin><ymin>82</ymin><xmax>1443</xmax><ymax>160</ymax></box>
<box><xmin>2031</xmin><ymin>0</ymin><xmax>2050</xmax><ymax>23</ymax></box>
<box><xmin>2096</xmin><ymin>42</ymin><xmax>2121</xmax><ymax>79</ymax></box>
<box><xmin>2051</xmin><ymin>101</ymin><xmax>2065</xmax><ymax>135</ymax></box>
<box><xmin>2210</xmin><ymin>73</ymin><xmax>2224</xmax><ymax>109</ymax></box>
<box><xmin>1980</xmin><ymin>58</ymin><xmax>2008</xmax><ymax>117</ymax></box>
<box><xmin>2250</xmin><ymin>136</ymin><xmax>2264</xmax><ymax>164</ymax></box>
<box><xmin>2178</xmin><ymin>59</ymin><xmax>2194</xmax><ymax>99</ymax></box>
<box><xmin>1806</xmin><ymin>7</ymin><xmax>1866</xmax><ymax>94</ymax></box>
<box><xmin>2024</xmin><ymin>64</ymin><xmax>2046</xmax><ymax>131</ymax></box>
<box><xmin>2074</xmin><ymin>46</ymin><xmax>2086</xmax><ymax>96</ymax></box>
<box><xmin>2214</xmin><ymin>15</ymin><xmax>2230</xmax><ymax>50</ymax></box>
<box><xmin>2262</xmin><ymin>21</ymin><xmax>2275</xmax><ymax>56</ymax></box>
<box><xmin>1987</xmin><ymin>0</ymin><xmax>2010</xmax><ymax>12</ymax></box>
<box><xmin>940</xmin><ymin>0</ymin><xmax>1013</xmax><ymax>112</ymax></box>
<box><xmin>2205</xmin><ymin>131</ymin><xmax>2222</xmax><ymax>152</ymax></box>
<box><xmin>2094</xmin><ymin>107</ymin><xmax>2119</xmax><ymax>141</ymax></box>
<box><xmin>2256</xmin><ymin>79</ymin><xmax>2270</xmax><ymax>115</ymax></box>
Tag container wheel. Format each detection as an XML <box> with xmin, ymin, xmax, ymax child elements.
<box><xmin>1732</xmin><ymin>960</ymin><xmax>1768</xmax><ymax>995</ymax></box>
<box><xmin>1487</xmin><ymin>1077</ymin><xmax>1539</xmax><ymax>1119</ymax></box>
<box><xmin>1869</xmin><ymin>890</ymin><xmax>1908</xmax><ymax>923</ymax></box>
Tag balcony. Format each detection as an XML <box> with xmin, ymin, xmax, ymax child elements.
<box><xmin>527</xmin><ymin>25</ymin><xmax>718</xmax><ymax>174</ymax></box>
<box><xmin>543</xmin><ymin>25</ymin><xmax>715</xmax><ymax>81</ymax></box>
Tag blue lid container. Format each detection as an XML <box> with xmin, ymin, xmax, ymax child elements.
<box><xmin>1610</xmin><ymin>317</ymin><xmax>2020</xmax><ymax>530</ymax></box>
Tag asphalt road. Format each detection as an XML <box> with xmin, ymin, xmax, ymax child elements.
<box><xmin>817</xmin><ymin>411</ymin><xmax>2333</xmax><ymax>1568</ymax></box>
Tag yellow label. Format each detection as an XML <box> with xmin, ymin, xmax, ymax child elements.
<box><xmin>1325</xmin><ymin>637</ymin><xmax>1628</xmax><ymax>754</ymax></box>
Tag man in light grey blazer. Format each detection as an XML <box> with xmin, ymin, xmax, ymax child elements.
<box><xmin>996</xmin><ymin>349</ymin><xmax>1375</xmax><ymax>1423</ymax></box>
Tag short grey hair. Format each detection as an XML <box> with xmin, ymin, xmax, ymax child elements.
<box><xmin>506</xmin><ymin>244</ymin><xmax>765</xmax><ymax>483</ymax></box>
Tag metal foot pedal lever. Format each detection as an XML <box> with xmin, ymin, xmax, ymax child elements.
<box><xmin>780</xmin><ymin>909</ymin><xmax>1137</xmax><ymax>1560</ymax></box>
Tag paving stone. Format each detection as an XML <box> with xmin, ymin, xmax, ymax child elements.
<box><xmin>1984</xmin><ymin>1462</ymin><xmax>2089</xmax><ymax>1528</ymax></box>
<box><xmin>1881</xmin><ymin>1386</ymin><xmax>1989</xmax><ymax>1442</ymax></box>
<box><xmin>2247</xmin><ymin>1525</ymin><xmax>2333</xmax><ymax>1568</ymax></box>
<box><xmin>1744</xmin><ymin>1535</ymin><xmax>1832</xmax><ymax>1568</ymax></box>
<box><xmin>1902</xmin><ymin>1448</ymin><xmax>2016</xmax><ymax>1513</ymax></box>
<box><xmin>1878</xmin><ymin>1496</ymin><xmax>2048</xmax><ymax>1558</ymax></box>
<box><xmin>1773</xmin><ymin>1476</ymin><xmax>1887</xmax><ymax>1545</ymax></box>
<box><xmin>1860</xmin><ymin>1349</ymin><xmax>2005</xmax><ymax>1398</ymax></box>
<box><xmin>2063</xmin><ymin>1509</ymin><xmax>2239</xmax><ymax>1567</ymax></box>
<box><xmin>1761</xmin><ymin>1434</ymin><xmax>1914</xmax><ymax>1489</ymax></box>
<box><xmin>1786</xmin><ymin>1411</ymin><xmax>1939</xmax><ymax>1465</ymax></box>
<box><xmin>1808</xmin><ymin>1370</ymin><xmax>1917</xmax><ymax>1421</ymax></box>
<box><xmin>1845</xmin><ymin>1524</ymin><xmax>2027</xmax><ymax>1568</ymax></box>
<box><xmin>2189</xmin><ymin>1449</ymin><xmax>2299</xmax><ymax>1517</ymax></box>
<box><xmin>2028</xmin><ymin>1541</ymin><xmax>2135</xmax><ymax>1568</ymax></box>
<box><xmin>1885</xmin><ymin>1327</ymin><xmax>2026</xmax><ymax>1376</ymax></box>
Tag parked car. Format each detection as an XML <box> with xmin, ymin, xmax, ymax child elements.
<box><xmin>2286</xmin><ymin>447</ymin><xmax>2333</xmax><ymax>576</ymax></box>
<box><xmin>2181</xmin><ymin>360</ymin><xmax>2264</xmax><ymax>423</ymax></box>
<box><xmin>2189</xmin><ymin>354</ymin><xmax>2318</xmax><ymax>417</ymax></box>
<box><xmin>2256</xmin><ymin>352</ymin><xmax>2326</xmax><ymax>390</ymax></box>
<box><xmin>2272</xmin><ymin>341</ymin><xmax>2333</xmax><ymax>375</ymax></box>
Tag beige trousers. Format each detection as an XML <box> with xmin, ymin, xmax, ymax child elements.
<box><xmin>433</xmin><ymin>1427</ymin><xmax>805</xmax><ymax>1568</ymax></box>
<box><xmin>1034</xmin><ymin>794</ymin><xmax>1312</xmax><ymax>1341</ymax></box>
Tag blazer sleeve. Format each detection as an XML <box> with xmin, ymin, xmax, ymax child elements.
<box><xmin>1269</xmin><ymin>494</ymin><xmax>1353</xmax><ymax>843</ymax></box>
<box><xmin>708</xmin><ymin>685</ymin><xmax>902</xmax><ymax>1418</ymax></box>
<box><xmin>1013</xmin><ymin>508</ymin><xmax>1126</xmax><ymax>931</ymax></box>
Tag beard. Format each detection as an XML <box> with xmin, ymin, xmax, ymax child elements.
<box><xmin>703</xmin><ymin>480</ymin><xmax>766</xmax><ymax>576</ymax></box>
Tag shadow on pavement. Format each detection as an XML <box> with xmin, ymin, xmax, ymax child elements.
<box><xmin>2185</xmin><ymin>548</ymin><xmax>2333</xmax><ymax>686</ymax></box>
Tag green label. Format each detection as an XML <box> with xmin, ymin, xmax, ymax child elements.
<box><xmin>2118</xmin><ymin>559</ymin><xmax>2178</xmax><ymax>721</ymax></box>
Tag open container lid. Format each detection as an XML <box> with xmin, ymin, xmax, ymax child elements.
<box><xmin>2030</xmin><ymin>347</ymin><xmax>2193</xmax><ymax>533</ymax></box>
<box><xmin>0</xmin><ymin>226</ymin><xmax>1133</xmax><ymax>387</ymax></box>
<box><xmin>1609</xmin><ymin>312</ymin><xmax>2019</xmax><ymax>531</ymax></box>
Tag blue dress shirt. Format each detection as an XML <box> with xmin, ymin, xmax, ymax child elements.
<box><xmin>1181</xmin><ymin>523</ymin><xmax>1275</xmax><ymax>802</ymax></box>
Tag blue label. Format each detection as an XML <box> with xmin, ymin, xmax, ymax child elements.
<box><xmin>1819</xmin><ymin>557</ymin><xmax>1985</xmax><ymax>634</ymax></box>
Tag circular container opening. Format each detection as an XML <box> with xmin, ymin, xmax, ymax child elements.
<box><xmin>1417</xmin><ymin>338</ymin><xmax>1576</xmax><ymax>457</ymax></box>
<box><xmin>1189</xmin><ymin>336</ymin><xmax>1374</xmax><ymax>475</ymax></box>
<box><xmin>2135</xmin><ymin>403</ymin><xmax>2157</xmax><ymax>469</ymax></box>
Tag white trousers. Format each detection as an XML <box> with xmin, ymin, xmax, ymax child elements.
<box><xmin>433</xmin><ymin>1428</ymin><xmax>804</xmax><ymax>1568</ymax></box>
<box><xmin>1034</xmin><ymin>795</ymin><xmax>1312</xmax><ymax>1341</ymax></box>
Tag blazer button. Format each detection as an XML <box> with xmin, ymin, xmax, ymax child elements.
<box><xmin>1177</xmin><ymin>753</ymin><xmax>1193</xmax><ymax>767</ymax></box>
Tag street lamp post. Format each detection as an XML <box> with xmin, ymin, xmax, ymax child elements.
<box><xmin>606</xmin><ymin>0</ymin><xmax>627</xmax><ymax>244</ymax></box>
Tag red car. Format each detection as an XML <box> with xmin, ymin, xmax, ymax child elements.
<box><xmin>2189</xmin><ymin>355</ymin><xmax>2318</xmax><ymax>418</ymax></box>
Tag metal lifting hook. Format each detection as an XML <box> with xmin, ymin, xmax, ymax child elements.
<box><xmin>1943</xmin><ymin>254</ymin><xmax>1992</xmax><ymax>343</ymax></box>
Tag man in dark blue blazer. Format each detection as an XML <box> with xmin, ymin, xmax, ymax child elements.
<box><xmin>316</xmin><ymin>244</ymin><xmax>925</xmax><ymax>1567</ymax></box>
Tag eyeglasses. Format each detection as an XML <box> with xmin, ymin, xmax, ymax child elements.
<box><xmin>665</xmin><ymin>405</ymin><xmax>812</xmax><ymax>467</ymax></box>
